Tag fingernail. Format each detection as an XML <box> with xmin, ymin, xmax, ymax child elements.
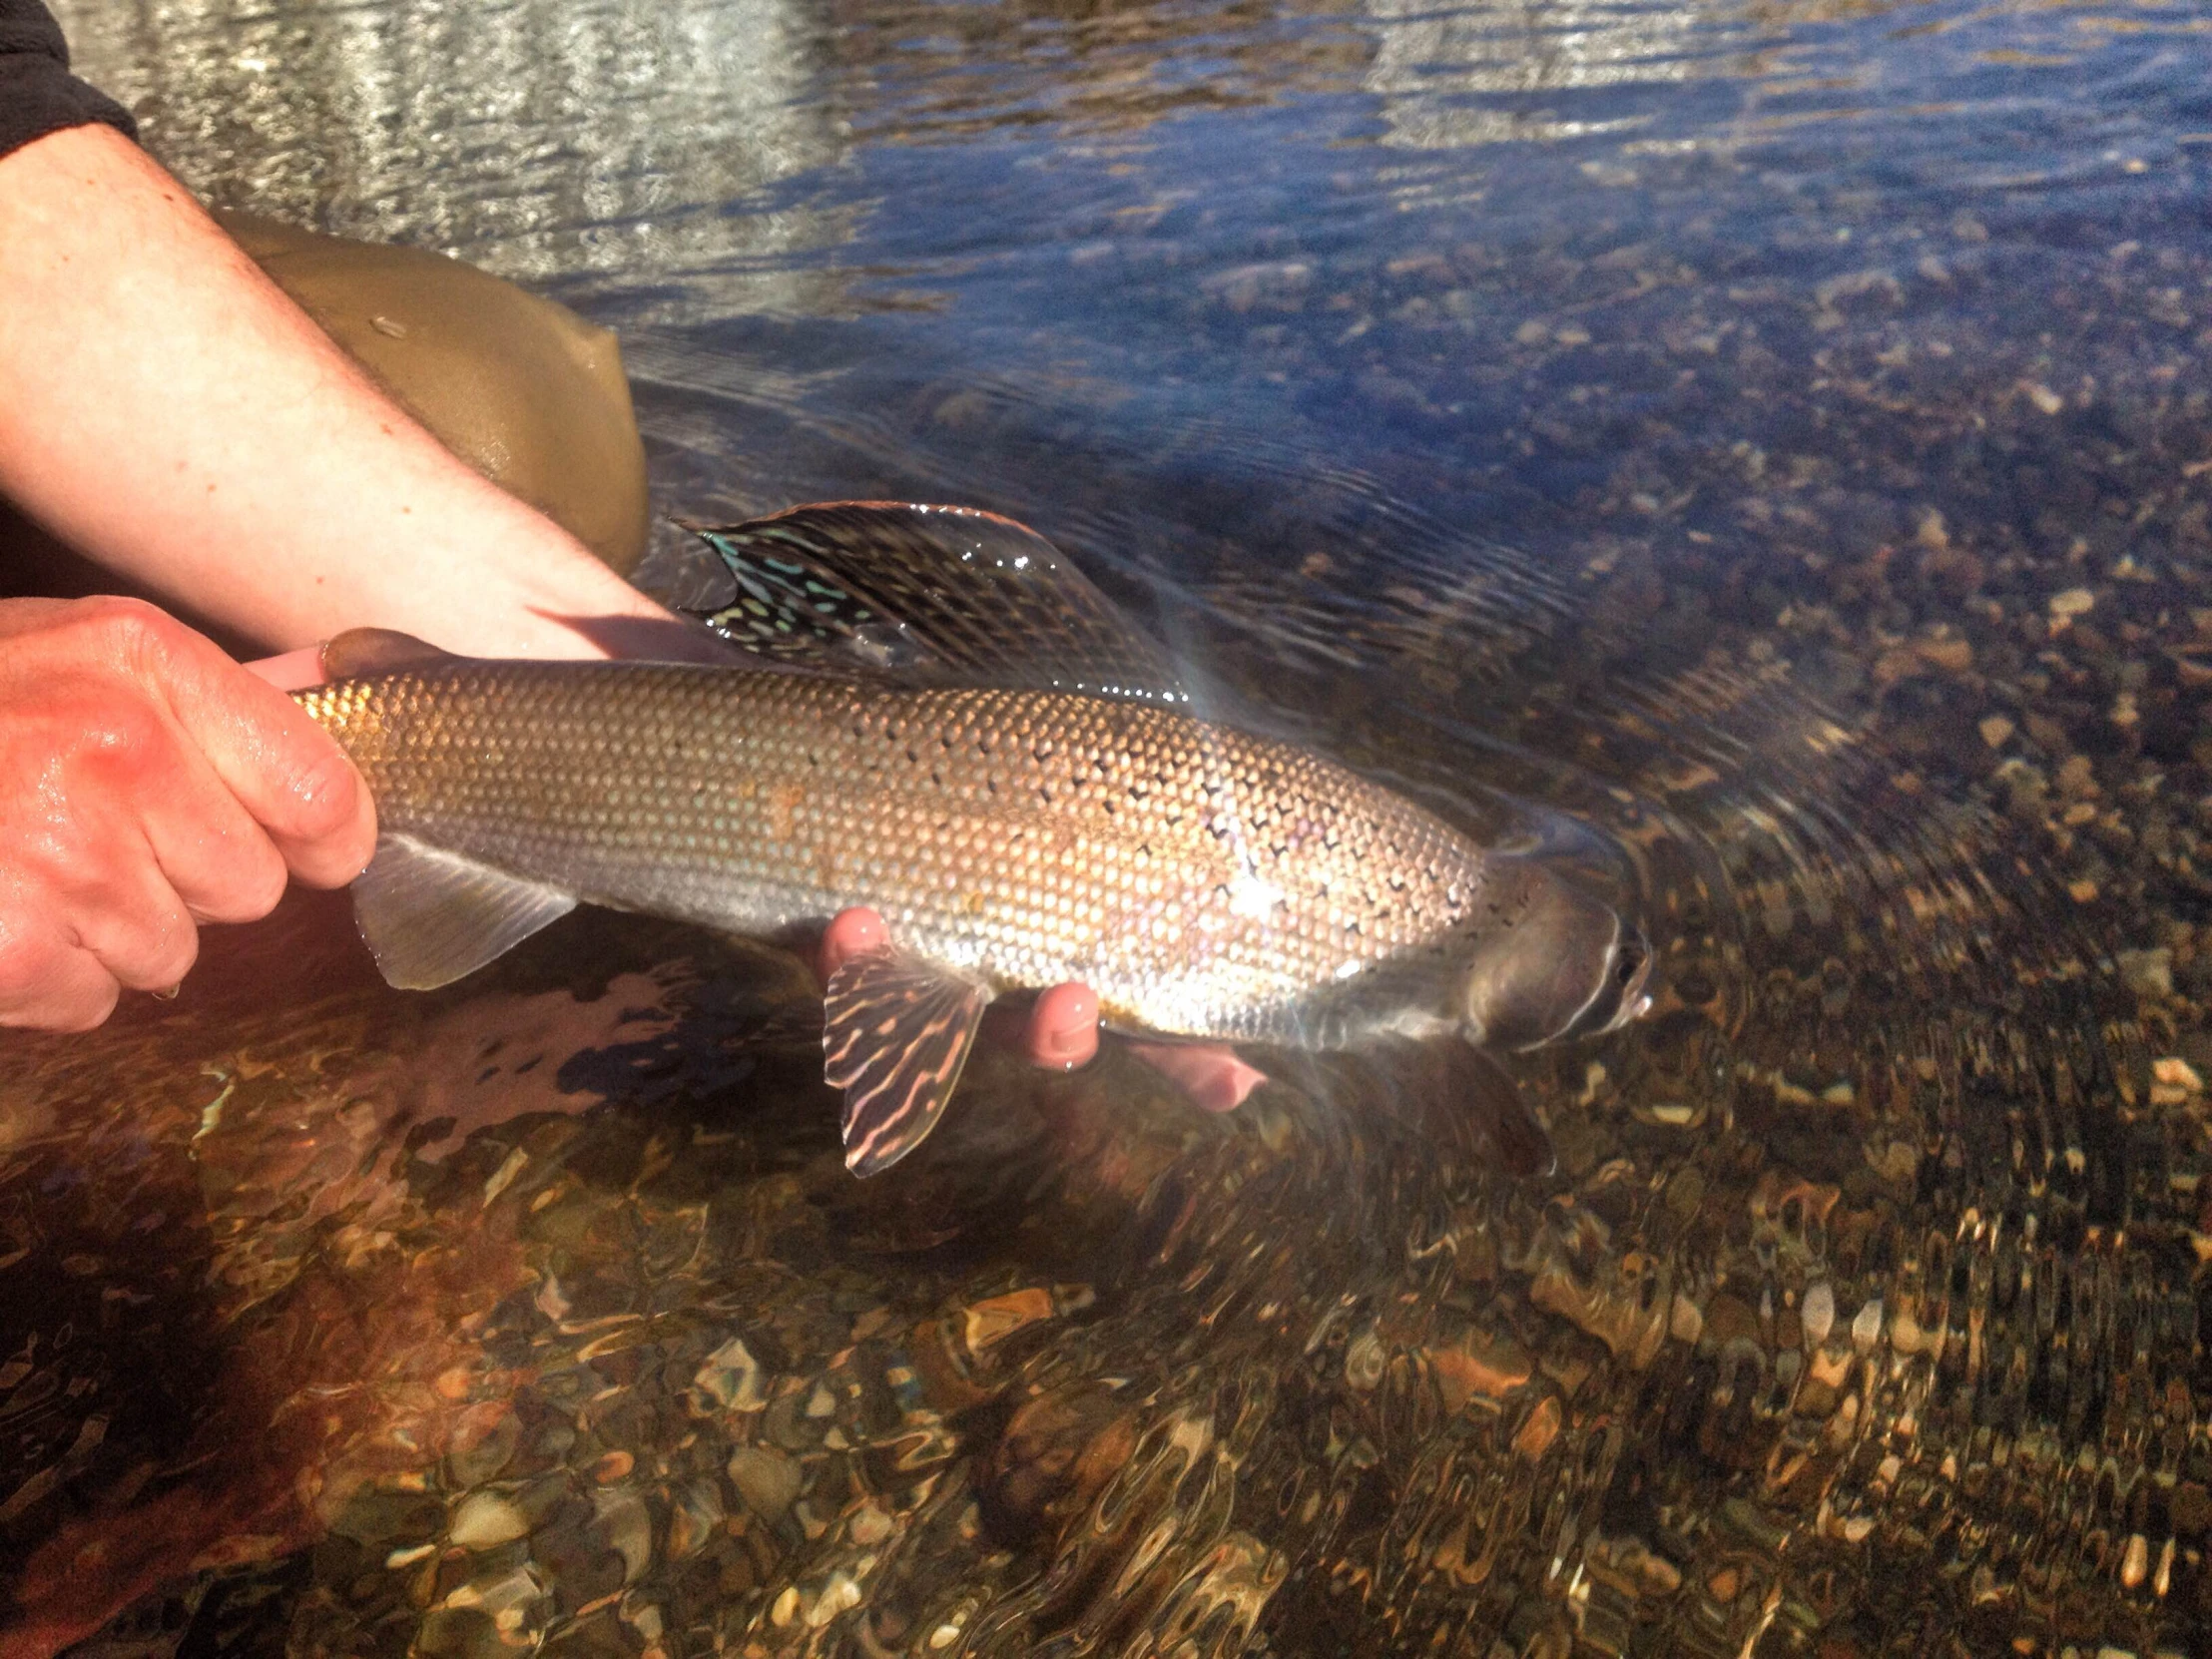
<box><xmin>1041</xmin><ymin>1027</ymin><xmax>1090</xmax><ymax>1066</ymax></box>
<box><xmin>151</xmin><ymin>982</ymin><xmax>181</xmax><ymax>1001</ymax></box>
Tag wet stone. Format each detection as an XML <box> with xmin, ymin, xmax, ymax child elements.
<box><xmin>727</xmin><ymin>1444</ymin><xmax>804</xmax><ymax>1524</ymax></box>
<box><xmin>692</xmin><ymin>1335</ymin><xmax>767</xmax><ymax>1412</ymax></box>
<box><xmin>447</xmin><ymin>1404</ymin><xmax>522</xmax><ymax>1489</ymax></box>
<box><xmin>448</xmin><ymin>1491</ymin><xmax>535</xmax><ymax>1550</ymax></box>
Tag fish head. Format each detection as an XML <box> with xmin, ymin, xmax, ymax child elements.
<box><xmin>1454</xmin><ymin>860</ymin><xmax>1653</xmax><ymax>1052</ymax></box>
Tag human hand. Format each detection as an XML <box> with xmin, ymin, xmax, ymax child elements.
<box><xmin>817</xmin><ymin>907</ymin><xmax>1265</xmax><ymax>1111</ymax></box>
<box><xmin>0</xmin><ymin>597</ymin><xmax>378</xmax><ymax>1031</ymax></box>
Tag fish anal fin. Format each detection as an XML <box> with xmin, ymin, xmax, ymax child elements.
<box><xmin>351</xmin><ymin>834</ymin><xmax>579</xmax><ymax>990</ymax></box>
<box><xmin>681</xmin><ymin>502</ymin><xmax>1188</xmax><ymax>706</ymax></box>
<box><xmin>823</xmin><ymin>944</ymin><xmax>992</xmax><ymax>1177</ymax></box>
<box><xmin>321</xmin><ymin>627</ymin><xmax>465</xmax><ymax>681</ymax></box>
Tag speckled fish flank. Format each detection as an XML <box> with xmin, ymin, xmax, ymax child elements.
<box><xmin>294</xmin><ymin>503</ymin><xmax>1650</xmax><ymax>1173</ymax></box>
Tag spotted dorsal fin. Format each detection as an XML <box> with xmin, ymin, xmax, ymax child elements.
<box><xmin>822</xmin><ymin>943</ymin><xmax>994</xmax><ymax>1177</ymax></box>
<box><xmin>680</xmin><ymin>502</ymin><xmax>1188</xmax><ymax>706</ymax></box>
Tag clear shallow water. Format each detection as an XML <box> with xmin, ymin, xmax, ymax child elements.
<box><xmin>19</xmin><ymin>0</ymin><xmax>2212</xmax><ymax>1652</ymax></box>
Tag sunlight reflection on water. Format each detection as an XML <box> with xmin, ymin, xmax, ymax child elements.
<box><xmin>19</xmin><ymin>0</ymin><xmax>2212</xmax><ymax>1650</ymax></box>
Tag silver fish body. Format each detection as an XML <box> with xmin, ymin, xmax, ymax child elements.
<box><xmin>289</xmin><ymin>500</ymin><xmax>1648</xmax><ymax>1174</ymax></box>
<box><xmin>296</xmin><ymin>659</ymin><xmax>1640</xmax><ymax>1051</ymax></box>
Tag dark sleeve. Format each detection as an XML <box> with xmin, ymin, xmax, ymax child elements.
<box><xmin>0</xmin><ymin>0</ymin><xmax>137</xmax><ymax>162</ymax></box>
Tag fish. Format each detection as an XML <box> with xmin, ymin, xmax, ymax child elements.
<box><xmin>292</xmin><ymin>503</ymin><xmax>1652</xmax><ymax>1175</ymax></box>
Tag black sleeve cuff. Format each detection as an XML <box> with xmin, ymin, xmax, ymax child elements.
<box><xmin>1</xmin><ymin>0</ymin><xmax>139</xmax><ymax>164</ymax></box>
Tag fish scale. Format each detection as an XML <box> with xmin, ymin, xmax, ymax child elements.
<box><xmin>287</xmin><ymin>500</ymin><xmax>1645</xmax><ymax>1176</ymax></box>
<box><xmin>297</xmin><ymin>660</ymin><xmax>1491</xmax><ymax>1045</ymax></box>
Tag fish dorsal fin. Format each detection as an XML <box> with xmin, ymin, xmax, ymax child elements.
<box><xmin>681</xmin><ymin>502</ymin><xmax>1188</xmax><ymax>706</ymax></box>
<box><xmin>321</xmin><ymin>628</ymin><xmax>462</xmax><ymax>681</ymax></box>
<box><xmin>350</xmin><ymin>834</ymin><xmax>578</xmax><ymax>990</ymax></box>
<box><xmin>822</xmin><ymin>944</ymin><xmax>993</xmax><ymax>1177</ymax></box>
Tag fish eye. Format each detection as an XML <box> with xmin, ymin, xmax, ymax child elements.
<box><xmin>1574</xmin><ymin>924</ymin><xmax>1655</xmax><ymax>1039</ymax></box>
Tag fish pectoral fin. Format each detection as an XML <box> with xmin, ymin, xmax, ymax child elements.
<box><xmin>679</xmin><ymin>502</ymin><xmax>1189</xmax><ymax>707</ymax></box>
<box><xmin>1379</xmin><ymin>1038</ymin><xmax>1556</xmax><ymax>1180</ymax></box>
<box><xmin>350</xmin><ymin>834</ymin><xmax>579</xmax><ymax>990</ymax></box>
<box><xmin>1451</xmin><ymin>1044</ymin><xmax>1556</xmax><ymax>1180</ymax></box>
<box><xmin>823</xmin><ymin>945</ymin><xmax>993</xmax><ymax>1177</ymax></box>
<box><xmin>320</xmin><ymin>627</ymin><xmax>467</xmax><ymax>680</ymax></box>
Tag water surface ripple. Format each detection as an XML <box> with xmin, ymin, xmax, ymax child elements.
<box><xmin>17</xmin><ymin>0</ymin><xmax>2212</xmax><ymax>1652</ymax></box>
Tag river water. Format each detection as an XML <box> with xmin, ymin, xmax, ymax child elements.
<box><xmin>15</xmin><ymin>0</ymin><xmax>2212</xmax><ymax>1652</ymax></box>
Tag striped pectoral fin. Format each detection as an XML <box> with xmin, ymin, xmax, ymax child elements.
<box><xmin>823</xmin><ymin>946</ymin><xmax>993</xmax><ymax>1177</ymax></box>
<box><xmin>349</xmin><ymin>834</ymin><xmax>579</xmax><ymax>990</ymax></box>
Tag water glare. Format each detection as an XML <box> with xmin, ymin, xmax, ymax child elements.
<box><xmin>16</xmin><ymin>0</ymin><xmax>2212</xmax><ymax>1650</ymax></box>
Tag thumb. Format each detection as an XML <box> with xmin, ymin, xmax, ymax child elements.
<box><xmin>244</xmin><ymin>644</ymin><xmax>327</xmax><ymax>691</ymax></box>
<box><xmin>126</xmin><ymin>611</ymin><xmax>375</xmax><ymax>887</ymax></box>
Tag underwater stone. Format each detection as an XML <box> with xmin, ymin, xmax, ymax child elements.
<box><xmin>849</xmin><ymin>1499</ymin><xmax>893</xmax><ymax>1546</ymax></box>
<box><xmin>665</xmin><ymin>1478</ymin><xmax>725</xmax><ymax>1561</ymax></box>
<box><xmin>446</xmin><ymin>1404</ymin><xmax>521</xmax><ymax>1490</ymax></box>
<box><xmin>1670</xmin><ymin>1295</ymin><xmax>1704</xmax><ymax>1345</ymax></box>
<box><xmin>1801</xmin><ymin>1284</ymin><xmax>1836</xmax><ymax>1348</ymax></box>
<box><xmin>447</xmin><ymin>1490</ymin><xmax>534</xmax><ymax>1549</ymax></box>
<box><xmin>1345</xmin><ymin>1331</ymin><xmax>1386</xmax><ymax>1390</ymax></box>
<box><xmin>1427</xmin><ymin>1328</ymin><xmax>1533</xmax><ymax>1409</ymax></box>
<box><xmin>693</xmin><ymin>1336</ymin><xmax>767</xmax><ymax>1411</ymax></box>
<box><xmin>728</xmin><ymin>1444</ymin><xmax>804</xmax><ymax>1523</ymax></box>
<box><xmin>588</xmin><ymin>1487</ymin><xmax>653</xmax><ymax>1584</ymax></box>
<box><xmin>807</xmin><ymin>1570</ymin><xmax>864</xmax><ymax>1629</ymax></box>
<box><xmin>960</xmin><ymin>1288</ymin><xmax>1057</xmax><ymax>1357</ymax></box>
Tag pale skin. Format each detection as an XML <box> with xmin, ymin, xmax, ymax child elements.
<box><xmin>0</xmin><ymin>123</ymin><xmax>1264</xmax><ymax>1105</ymax></box>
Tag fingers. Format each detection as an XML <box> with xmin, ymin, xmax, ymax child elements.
<box><xmin>0</xmin><ymin>597</ymin><xmax>378</xmax><ymax>1031</ymax></box>
<box><xmin>107</xmin><ymin>600</ymin><xmax>376</xmax><ymax>886</ymax></box>
<box><xmin>0</xmin><ymin>913</ymin><xmax>121</xmax><ymax>1033</ymax></box>
<box><xmin>819</xmin><ymin>907</ymin><xmax>889</xmax><ymax>979</ymax></box>
<box><xmin>62</xmin><ymin>867</ymin><xmax>198</xmax><ymax>992</ymax></box>
<box><xmin>1023</xmin><ymin>983</ymin><xmax>1099</xmax><ymax>1070</ymax></box>
<box><xmin>1125</xmin><ymin>1043</ymin><xmax>1270</xmax><ymax>1113</ymax></box>
<box><xmin>244</xmin><ymin>645</ymin><xmax>326</xmax><ymax>691</ymax></box>
<box><xmin>816</xmin><ymin>908</ymin><xmax>1259</xmax><ymax>1113</ymax></box>
<box><xmin>55</xmin><ymin>690</ymin><xmax>294</xmax><ymax>928</ymax></box>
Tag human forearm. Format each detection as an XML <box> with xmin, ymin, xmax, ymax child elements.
<box><xmin>0</xmin><ymin>124</ymin><xmax>668</xmax><ymax>657</ymax></box>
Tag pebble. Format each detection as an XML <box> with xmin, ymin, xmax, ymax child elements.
<box><xmin>807</xmin><ymin>1571</ymin><xmax>863</xmax><ymax>1629</ymax></box>
<box><xmin>448</xmin><ymin>1491</ymin><xmax>532</xmax><ymax>1549</ymax></box>
<box><xmin>1801</xmin><ymin>1283</ymin><xmax>1836</xmax><ymax>1348</ymax></box>
<box><xmin>2154</xmin><ymin>1056</ymin><xmax>2204</xmax><ymax>1092</ymax></box>
<box><xmin>2118</xmin><ymin>947</ymin><xmax>2174</xmax><ymax>999</ymax></box>
<box><xmin>727</xmin><ymin>1445</ymin><xmax>803</xmax><ymax>1523</ymax></box>
<box><xmin>693</xmin><ymin>1336</ymin><xmax>767</xmax><ymax>1411</ymax></box>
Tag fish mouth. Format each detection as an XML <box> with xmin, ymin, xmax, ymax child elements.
<box><xmin>1564</xmin><ymin>919</ymin><xmax>1655</xmax><ymax>1041</ymax></box>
